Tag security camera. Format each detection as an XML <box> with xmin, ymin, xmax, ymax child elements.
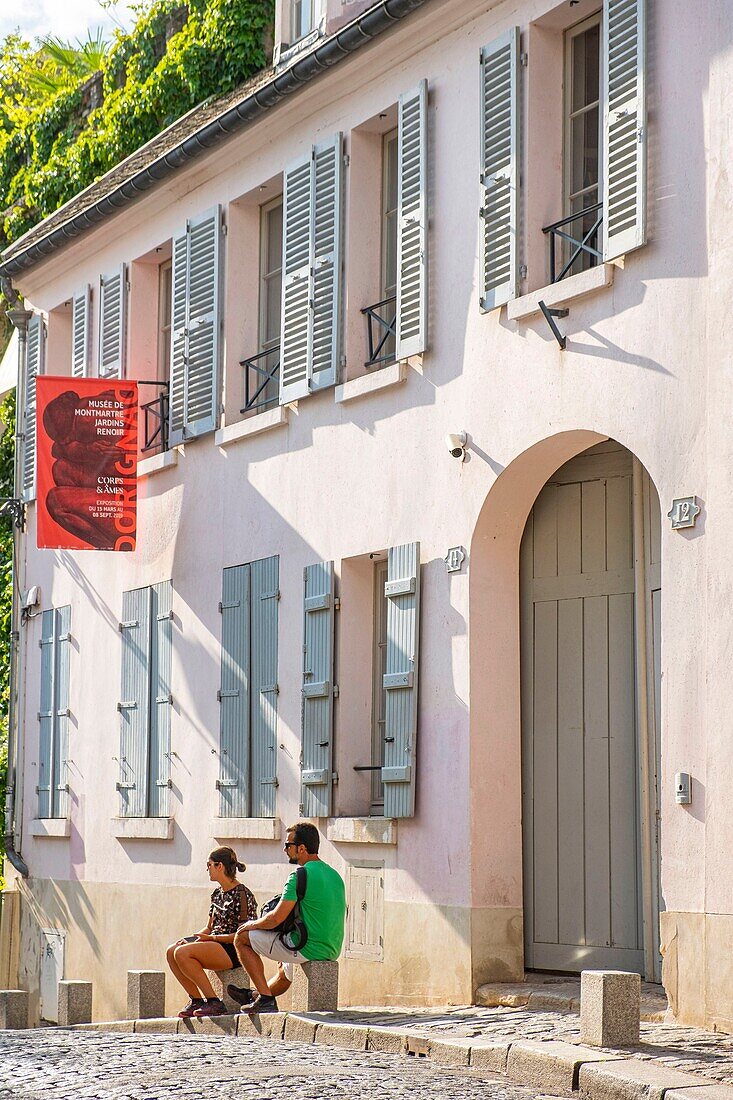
<box><xmin>445</xmin><ymin>432</ymin><xmax>467</xmax><ymax>460</ymax></box>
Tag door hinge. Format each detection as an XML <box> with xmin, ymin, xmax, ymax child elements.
<box><xmin>343</xmin><ymin>153</ymin><xmax>350</xmax><ymax>168</ymax></box>
<box><xmin>520</xmin><ymin>264</ymin><xmax>528</xmax><ymax>279</ymax></box>
<box><xmin>520</xmin><ymin>51</ymin><xmax>528</xmax><ymax>67</ymax></box>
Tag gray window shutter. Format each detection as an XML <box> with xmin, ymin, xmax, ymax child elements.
<box><xmin>280</xmin><ymin>151</ymin><xmax>313</xmax><ymax>403</ymax></box>
<box><xmin>38</xmin><ymin>606</ymin><xmax>71</xmax><ymax>819</ymax></box>
<box><xmin>98</xmin><ymin>265</ymin><xmax>127</xmax><ymax>378</ymax></box>
<box><xmin>382</xmin><ymin>542</ymin><xmax>421</xmax><ymax>819</ymax></box>
<box><xmin>37</xmin><ymin>610</ymin><xmax>55</xmax><ymax>819</ymax></box>
<box><xmin>169</xmin><ymin>230</ymin><xmax>188</xmax><ymax>446</ymax></box>
<box><xmin>119</xmin><ymin>587</ymin><xmax>152</xmax><ymax>817</ymax></box>
<box><xmin>480</xmin><ymin>28</ymin><xmax>520</xmax><ymax>312</ymax></box>
<box><xmin>218</xmin><ymin>564</ymin><xmax>251</xmax><ymax>818</ymax></box>
<box><xmin>310</xmin><ymin>133</ymin><xmax>343</xmax><ymax>392</ymax></box>
<box><xmin>169</xmin><ymin>208</ymin><xmax>222</xmax><ymax>444</ymax></box>
<box><xmin>54</xmin><ymin>605</ymin><xmax>71</xmax><ymax>820</ymax></box>
<box><xmin>250</xmin><ymin>555</ymin><xmax>280</xmax><ymax>817</ymax></box>
<box><xmin>602</xmin><ymin>0</ymin><xmax>646</xmax><ymax>260</ymax></box>
<box><xmin>22</xmin><ymin>313</ymin><xmax>43</xmax><ymax>503</ymax></box>
<box><xmin>148</xmin><ymin>581</ymin><xmax>172</xmax><ymax>817</ymax></box>
<box><xmin>72</xmin><ymin>285</ymin><xmax>91</xmax><ymax>377</ymax></box>
<box><xmin>300</xmin><ymin>561</ymin><xmax>335</xmax><ymax>818</ymax></box>
<box><xmin>397</xmin><ymin>81</ymin><xmax>428</xmax><ymax>359</ymax></box>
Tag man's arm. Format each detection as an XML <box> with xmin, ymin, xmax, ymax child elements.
<box><xmin>241</xmin><ymin>897</ymin><xmax>296</xmax><ymax>932</ymax></box>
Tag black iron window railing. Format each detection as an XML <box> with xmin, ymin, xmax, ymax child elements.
<box><xmin>543</xmin><ymin>201</ymin><xmax>603</xmax><ymax>284</ymax></box>
<box><xmin>241</xmin><ymin>346</ymin><xmax>280</xmax><ymax>414</ymax></box>
<box><xmin>140</xmin><ymin>381</ymin><xmax>170</xmax><ymax>453</ymax></box>
<box><xmin>361</xmin><ymin>295</ymin><xmax>396</xmax><ymax>368</ymax></box>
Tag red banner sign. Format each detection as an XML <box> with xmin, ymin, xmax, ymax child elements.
<box><xmin>36</xmin><ymin>377</ymin><xmax>138</xmax><ymax>551</ymax></box>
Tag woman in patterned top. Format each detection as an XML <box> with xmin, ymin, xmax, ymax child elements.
<box><xmin>166</xmin><ymin>846</ymin><xmax>258</xmax><ymax>1018</ymax></box>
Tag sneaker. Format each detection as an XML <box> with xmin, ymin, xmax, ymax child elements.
<box><xmin>241</xmin><ymin>994</ymin><xmax>278</xmax><ymax>1015</ymax></box>
<box><xmin>177</xmin><ymin>998</ymin><xmax>205</xmax><ymax>1018</ymax></box>
<box><xmin>226</xmin><ymin>983</ymin><xmax>255</xmax><ymax>1007</ymax></box>
<box><xmin>192</xmin><ymin>998</ymin><xmax>228</xmax><ymax>1017</ymax></box>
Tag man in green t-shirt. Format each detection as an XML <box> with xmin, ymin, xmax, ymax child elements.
<box><xmin>233</xmin><ymin>821</ymin><xmax>346</xmax><ymax>1014</ymax></box>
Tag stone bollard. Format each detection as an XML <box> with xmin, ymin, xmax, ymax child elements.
<box><xmin>580</xmin><ymin>970</ymin><xmax>640</xmax><ymax>1047</ymax></box>
<box><xmin>208</xmin><ymin>967</ymin><xmax>250</xmax><ymax>1015</ymax></box>
<box><xmin>127</xmin><ymin>971</ymin><xmax>165</xmax><ymax>1020</ymax></box>
<box><xmin>290</xmin><ymin>960</ymin><xmax>339</xmax><ymax>1012</ymax></box>
<box><xmin>0</xmin><ymin>990</ymin><xmax>29</xmax><ymax>1030</ymax></box>
<box><xmin>58</xmin><ymin>980</ymin><xmax>93</xmax><ymax>1026</ymax></box>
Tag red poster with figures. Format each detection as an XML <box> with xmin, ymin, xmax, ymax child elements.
<box><xmin>36</xmin><ymin>377</ymin><xmax>138</xmax><ymax>551</ymax></box>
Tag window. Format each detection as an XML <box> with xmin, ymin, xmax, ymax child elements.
<box><xmin>290</xmin><ymin>0</ymin><xmax>318</xmax><ymax>42</ymax></box>
<box><xmin>38</xmin><ymin>607</ymin><xmax>71</xmax><ymax>819</ymax></box>
<box><xmin>118</xmin><ymin>582</ymin><xmax>172</xmax><ymax>818</ymax></box>
<box><xmin>564</xmin><ymin>13</ymin><xmax>602</xmax><ymax>276</ymax></box>
<box><xmin>246</xmin><ymin>197</ymin><xmax>282</xmax><ymax>413</ymax></box>
<box><xmin>378</xmin><ymin>130</ymin><xmax>398</xmax><ymax>365</ymax></box>
<box><xmin>22</xmin><ymin>313</ymin><xmax>44</xmax><ymax>502</ymax></box>
<box><xmin>370</xmin><ymin>559</ymin><xmax>388</xmax><ymax>812</ymax></box>
<box><xmin>72</xmin><ymin>285</ymin><xmax>91</xmax><ymax>376</ymax></box>
<box><xmin>218</xmin><ymin>556</ymin><xmax>280</xmax><ymax>818</ymax></box>
<box><xmin>158</xmin><ymin>260</ymin><xmax>172</xmax><ymax>379</ymax></box>
<box><xmin>98</xmin><ymin>265</ymin><xmax>127</xmax><ymax>378</ymax></box>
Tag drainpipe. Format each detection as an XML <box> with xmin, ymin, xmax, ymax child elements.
<box><xmin>2</xmin><ymin>276</ymin><xmax>30</xmax><ymax>878</ymax></box>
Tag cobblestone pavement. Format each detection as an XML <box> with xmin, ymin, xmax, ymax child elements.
<box><xmin>333</xmin><ymin>1006</ymin><xmax>733</xmax><ymax>1084</ymax></box>
<box><xmin>0</xmin><ymin>1029</ymin><xmax>539</xmax><ymax>1100</ymax></box>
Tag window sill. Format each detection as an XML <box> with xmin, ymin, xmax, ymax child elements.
<box><xmin>336</xmin><ymin>361</ymin><xmax>407</xmax><ymax>405</ymax></box>
<box><xmin>30</xmin><ymin>818</ymin><xmax>70</xmax><ymax>838</ymax></box>
<box><xmin>326</xmin><ymin>817</ymin><xmax>397</xmax><ymax>845</ymax></box>
<box><xmin>138</xmin><ymin>448</ymin><xmax>179</xmax><ymax>478</ymax></box>
<box><xmin>215</xmin><ymin>405</ymin><xmax>289</xmax><ymax>448</ymax></box>
<box><xmin>506</xmin><ymin>262</ymin><xmax>615</xmax><ymax>322</ymax></box>
<box><xmin>111</xmin><ymin>817</ymin><xmax>173</xmax><ymax>840</ymax></box>
<box><xmin>212</xmin><ymin>817</ymin><xmax>281</xmax><ymax>841</ymax></box>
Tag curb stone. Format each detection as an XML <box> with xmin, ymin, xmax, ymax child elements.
<box><xmin>508</xmin><ymin>1040</ymin><xmax>626</xmax><ymax>1092</ymax></box>
<box><xmin>579</xmin><ymin>1059</ymin><xmax>707</xmax><ymax>1100</ymax></box>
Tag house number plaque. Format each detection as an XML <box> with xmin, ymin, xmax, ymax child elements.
<box><xmin>667</xmin><ymin>496</ymin><xmax>701</xmax><ymax>530</ymax></box>
<box><xmin>444</xmin><ymin>546</ymin><xmax>466</xmax><ymax>573</ymax></box>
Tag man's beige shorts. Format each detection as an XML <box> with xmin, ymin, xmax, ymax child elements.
<box><xmin>248</xmin><ymin>929</ymin><xmax>307</xmax><ymax>982</ymax></box>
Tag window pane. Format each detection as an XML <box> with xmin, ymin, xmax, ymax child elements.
<box><xmin>570</xmin><ymin>104</ymin><xmax>599</xmax><ymax>196</ymax></box>
<box><xmin>571</xmin><ymin>23</ymin><xmax>600</xmax><ymax>113</ymax></box>
<box><xmin>264</xmin><ymin>273</ymin><xmax>282</xmax><ymax>346</ymax></box>
<box><xmin>266</xmin><ymin>203</ymin><xmax>283</xmax><ymax>274</ymax></box>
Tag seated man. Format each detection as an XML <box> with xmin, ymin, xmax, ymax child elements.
<box><xmin>232</xmin><ymin>820</ymin><xmax>346</xmax><ymax>1014</ymax></box>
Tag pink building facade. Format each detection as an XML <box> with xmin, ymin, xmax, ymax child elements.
<box><xmin>1</xmin><ymin>0</ymin><xmax>731</xmax><ymax>1030</ymax></box>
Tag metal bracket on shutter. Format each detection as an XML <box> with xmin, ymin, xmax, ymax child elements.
<box><xmin>219</xmin><ymin>600</ymin><xmax>241</xmax><ymax>612</ymax></box>
<box><xmin>58</xmin><ymin>633</ymin><xmax>71</xmax><ymax>643</ymax></box>
<box><xmin>302</xmin><ymin>769</ymin><xmax>330</xmax><ymax>786</ymax></box>
<box><xmin>55</xmin><ymin>708</ymin><xmax>71</xmax><ymax>718</ymax></box>
<box><xmin>260</xmin><ymin>684</ymin><xmax>279</xmax><ymax>695</ymax></box>
<box><xmin>156</xmin><ymin>694</ymin><xmax>173</xmax><ymax>705</ymax></box>
<box><xmin>384</xmin><ymin>576</ymin><xmax>416</xmax><ymax>597</ymax></box>
<box><xmin>155</xmin><ymin>779</ymin><xmax>173</xmax><ymax>788</ymax></box>
<box><xmin>381</xmin><ymin>765</ymin><xmax>412</xmax><ymax>783</ymax></box>
<box><xmin>259</xmin><ymin>590</ymin><xmax>280</xmax><ymax>601</ymax></box>
<box><xmin>216</xmin><ymin>779</ymin><xmax>239</xmax><ymax>790</ymax></box>
<box><xmin>383</xmin><ymin>671</ymin><xmax>414</xmax><ymax>690</ymax></box>
<box><xmin>303</xmin><ymin>680</ymin><xmax>330</xmax><ymax>699</ymax></box>
<box><xmin>260</xmin><ymin>777</ymin><xmax>279</xmax><ymax>787</ymax></box>
<box><xmin>305</xmin><ymin>592</ymin><xmax>331</xmax><ymax>612</ymax></box>
<box><xmin>116</xmin><ymin>781</ymin><xmax>136</xmax><ymax>790</ymax></box>
<box><xmin>217</xmin><ymin>689</ymin><xmax>240</xmax><ymax>701</ymax></box>
<box><xmin>117</xmin><ymin>701</ymin><xmax>137</xmax><ymax>711</ymax></box>
<box><xmin>38</xmin><ymin>710</ymin><xmax>52</xmax><ymax>721</ymax></box>
<box><xmin>119</xmin><ymin>619</ymin><xmax>139</xmax><ymax>631</ymax></box>
<box><xmin>157</xmin><ymin>611</ymin><xmax>174</xmax><ymax>622</ymax></box>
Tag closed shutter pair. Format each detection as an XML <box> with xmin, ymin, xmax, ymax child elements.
<box><xmin>301</xmin><ymin>543</ymin><xmax>421</xmax><ymax>820</ymax></box>
<box><xmin>37</xmin><ymin>606</ymin><xmax>71</xmax><ymax>819</ymax></box>
<box><xmin>118</xmin><ymin>581</ymin><xmax>173</xmax><ymax>818</ymax></box>
<box><xmin>71</xmin><ymin>269</ymin><xmax>127</xmax><ymax>378</ymax></box>
<box><xmin>480</xmin><ymin>0</ymin><xmax>646</xmax><ymax>310</ymax></box>
<box><xmin>217</xmin><ymin>556</ymin><xmax>280</xmax><ymax>819</ymax></box>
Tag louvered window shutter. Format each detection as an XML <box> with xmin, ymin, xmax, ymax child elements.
<box><xmin>22</xmin><ymin>314</ymin><xmax>43</xmax><ymax>503</ymax></box>
<box><xmin>397</xmin><ymin>82</ymin><xmax>428</xmax><ymax>358</ymax></box>
<box><xmin>250</xmin><ymin>555</ymin><xmax>280</xmax><ymax>817</ymax></box>
<box><xmin>169</xmin><ymin>230</ymin><xmax>188</xmax><ymax>445</ymax></box>
<box><xmin>310</xmin><ymin>134</ymin><xmax>343</xmax><ymax>392</ymax></box>
<box><xmin>280</xmin><ymin>151</ymin><xmax>314</xmax><ymax>403</ymax></box>
<box><xmin>185</xmin><ymin>207</ymin><xmax>222</xmax><ymax>437</ymax></box>
<box><xmin>148</xmin><ymin>581</ymin><xmax>172</xmax><ymax>817</ymax></box>
<box><xmin>300</xmin><ymin>561</ymin><xmax>335</xmax><ymax>818</ymax></box>
<box><xmin>119</xmin><ymin>587</ymin><xmax>153</xmax><ymax>817</ymax></box>
<box><xmin>99</xmin><ymin>265</ymin><xmax>127</xmax><ymax>378</ymax></box>
<box><xmin>602</xmin><ymin>0</ymin><xmax>646</xmax><ymax>260</ymax></box>
<box><xmin>54</xmin><ymin>606</ymin><xmax>71</xmax><ymax>819</ymax></box>
<box><xmin>37</xmin><ymin>610</ymin><xmax>55</xmax><ymax>819</ymax></box>
<box><xmin>382</xmin><ymin>542</ymin><xmax>421</xmax><ymax>819</ymax></box>
<box><xmin>218</xmin><ymin>564</ymin><xmax>251</xmax><ymax>818</ymax></box>
<box><xmin>480</xmin><ymin>28</ymin><xmax>520</xmax><ymax>312</ymax></box>
<box><xmin>72</xmin><ymin>285</ymin><xmax>91</xmax><ymax>376</ymax></box>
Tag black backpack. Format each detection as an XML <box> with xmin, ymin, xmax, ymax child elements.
<box><xmin>260</xmin><ymin>864</ymin><xmax>308</xmax><ymax>952</ymax></box>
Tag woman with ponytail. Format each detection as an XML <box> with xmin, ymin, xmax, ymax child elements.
<box><xmin>166</xmin><ymin>846</ymin><xmax>257</xmax><ymax>1017</ymax></box>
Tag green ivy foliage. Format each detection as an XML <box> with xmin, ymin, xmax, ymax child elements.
<box><xmin>0</xmin><ymin>0</ymin><xmax>273</xmax><ymax>250</ymax></box>
<box><xmin>0</xmin><ymin>393</ymin><xmax>15</xmax><ymax>888</ymax></box>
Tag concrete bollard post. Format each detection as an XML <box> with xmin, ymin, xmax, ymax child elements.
<box><xmin>207</xmin><ymin>967</ymin><xmax>250</xmax><ymax>1015</ymax></box>
<box><xmin>580</xmin><ymin>970</ymin><xmax>640</xmax><ymax>1047</ymax></box>
<box><xmin>290</xmin><ymin>960</ymin><xmax>339</xmax><ymax>1012</ymax></box>
<box><xmin>0</xmin><ymin>990</ymin><xmax>29</xmax><ymax>1030</ymax></box>
<box><xmin>58</xmin><ymin>980</ymin><xmax>93</xmax><ymax>1026</ymax></box>
<box><xmin>127</xmin><ymin>971</ymin><xmax>165</xmax><ymax>1020</ymax></box>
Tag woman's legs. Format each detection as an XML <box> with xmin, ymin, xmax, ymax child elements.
<box><xmin>166</xmin><ymin>943</ymin><xmax>200</xmax><ymax>999</ymax></box>
<box><xmin>172</xmin><ymin>942</ymin><xmax>234</xmax><ymax>1000</ymax></box>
